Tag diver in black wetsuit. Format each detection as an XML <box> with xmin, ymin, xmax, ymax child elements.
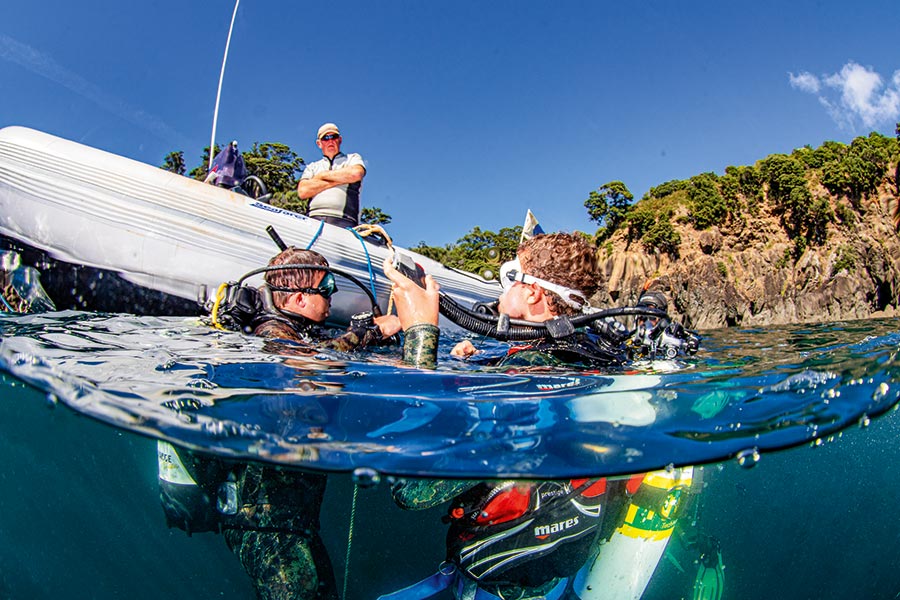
<box><xmin>380</xmin><ymin>233</ymin><xmax>700</xmax><ymax>600</ymax></box>
<box><xmin>159</xmin><ymin>247</ymin><xmax>400</xmax><ymax>600</ymax></box>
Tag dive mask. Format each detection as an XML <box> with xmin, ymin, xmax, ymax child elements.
<box><xmin>269</xmin><ymin>271</ymin><xmax>338</xmax><ymax>298</ymax></box>
<box><xmin>499</xmin><ymin>258</ymin><xmax>587</xmax><ymax>310</ymax></box>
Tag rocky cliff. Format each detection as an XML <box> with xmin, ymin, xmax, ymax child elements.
<box><xmin>593</xmin><ymin>170</ymin><xmax>900</xmax><ymax>331</ymax></box>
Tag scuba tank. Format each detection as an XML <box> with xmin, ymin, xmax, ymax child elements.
<box><xmin>157</xmin><ymin>441</ymin><xmax>231</xmax><ymax>535</ymax></box>
<box><xmin>158</xmin><ymin>441</ymin><xmax>326</xmax><ymax>537</ymax></box>
<box><xmin>573</xmin><ymin>466</ymin><xmax>695</xmax><ymax>600</ymax></box>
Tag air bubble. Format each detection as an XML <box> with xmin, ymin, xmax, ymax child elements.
<box><xmin>352</xmin><ymin>467</ymin><xmax>381</xmax><ymax>488</ymax></box>
<box><xmin>859</xmin><ymin>414</ymin><xmax>871</xmax><ymax>428</ymax></box>
<box><xmin>873</xmin><ymin>382</ymin><xmax>889</xmax><ymax>402</ymax></box>
<box><xmin>736</xmin><ymin>448</ymin><xmax>760</xmax><ymax>469</ymax></box>
<box><xmin>46</xmin><ymin>393</ymin><xmax>58</xmax><ymax>408</ymax></box>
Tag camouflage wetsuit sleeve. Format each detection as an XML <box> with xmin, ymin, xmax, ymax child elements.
<box><xmin>253</xmin><ymin>318</ymin><xmax>379</xmax><ymax>352</ymax></box>
<box><xmin>402</xmin><ymin>323</ymin><xmax>440</xmax><ymax>369</ymax></box>
<box><xmin>324</xmin><ymin>327</ymin><xmax>381</xmax><ymax>352</ymax></box>
<box><xmin>391</xmin><ymin>478</ymin><xmax>479</xmax><ymax>509</ymax></box>
<box><xmin>253</xmin><ymin>319</ymin><xmax>305</xmax><ymax>343</ymax></box>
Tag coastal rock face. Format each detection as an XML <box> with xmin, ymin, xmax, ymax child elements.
<box><xmin>593</xmin><ymin>185</ymin><xmax>900</xmax><ymax>330</ymax></box>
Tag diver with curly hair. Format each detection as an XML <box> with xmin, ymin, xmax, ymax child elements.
<box><xmin>380</xmin><ymin>232</ymin><xmax>700</xmax><ymax>600</ymax></box>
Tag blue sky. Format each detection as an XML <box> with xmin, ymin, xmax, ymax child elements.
<box><xmin>2</xmin><ymin>1</ymin><xmax>898</xmax><ymax>247</ymax></box>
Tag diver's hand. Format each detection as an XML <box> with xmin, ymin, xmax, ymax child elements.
<box><xmin>383</xmin><ymin>255</ymin><xmax>440</xmax><ymax>329</ymax></box>
<box><xmin>451</xmin><ymin>340</ymin><xmax>479</xmax><ymax>358</ymax></box>
<box><xmin>375</xmin><ymin>314</ymin><xmax>402</xmax><ymax>337</ymax></box>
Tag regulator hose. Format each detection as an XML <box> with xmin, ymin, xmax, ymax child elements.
<box><xmin>437</xmin><ymin>292</ymin><xmax>669</xmax><ymax>341</ymax></box>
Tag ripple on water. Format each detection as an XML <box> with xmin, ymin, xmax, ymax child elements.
<box><xmin>1</xmin><ymin>312</ymin><xmax>899</xmax><ymax>478</ymax></box>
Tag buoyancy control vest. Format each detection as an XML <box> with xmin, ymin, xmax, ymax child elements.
<box><xmin>444</xmin><ymin>478</ymin><xmax>615</xmax><ymax>587</ymax></box>
<box><xmin>211</xmin><ymin>282</ymin><xmax>313</xmax><ymax>336</ymax></box>
<box><xmin>501</xmin><ymin>329</ymin><xmax>629</xmax><ymax>369</ymax></box>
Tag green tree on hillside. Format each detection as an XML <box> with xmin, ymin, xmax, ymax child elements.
<box><xmin>895</xmin><ymin>122</ymin><xmax>900</xmax><ymax>230</ymax></box>
<box><xmin>188</xmin><ymin>145</ymin><xmax>219</xmax><ymax>180</ymax></box>
<box><xmin>821</xmin><ymin>133</ymin><xmax>892</xmax><ymax>203</ymax></box>
<box><xmin>585</xmin><ymin>181</ymin><xmax>633</xmax><ymax>241</ymax></box>
<box><xmin>758</xmin><ymin>154</ymin><xmax>811</xmax><ymax>235</ymax></box>
<box><xmin>412</xmin><ymin>226</ymin><xmax>521</xmax><ymax>279</ymax></box>
<box><xmin>723</xmin><ymin>165</ymin><xmax>763</xmax><ymax>214</ymax></box>
<box><xmin>687</xmin><ymin>172</ymin><xmax>727</xmax><ymax>229</ymax></box>
<box><xmin>361</xmin><ymin>207</ymin><xmax>392</xmax><ymax>225</ymax></box>
<box><xmin>587</xmin><ymin>130</ymin><xmax>898</xmax><ymax>261</ymax></box>
<box><xmin>625</xmin><ymin>201</ymin><xmax>680</xmax><ymax>255</ymax></box>
<box><xmin>243</xmin><ymin>142</ymin><xmax>304</xmax><ymax>194</ymax></box>
<box><xmin>642</xmin><ymin>212</ymin><xmax>681</xmax><ymax>255</ymax></box>
<box><xmin>647</xmin><ymin>179</ymin><xmax>687</xmax><ymax>199</ymax></box>
<box><xmin>161</xmin><ymin>151</ymin><xmax>186</xmax><ymax>175</ymax></box>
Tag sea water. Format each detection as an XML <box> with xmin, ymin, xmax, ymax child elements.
<box><xmin>1</xmin><ymin>313</ymin><xmax>899</xmax><ymax>599</ymax></box>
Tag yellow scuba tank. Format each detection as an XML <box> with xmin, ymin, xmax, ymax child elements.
<box><xmin>573</xmin><ymin>466</ymin><xmax>694</xmax><ymax>600</ymax></box>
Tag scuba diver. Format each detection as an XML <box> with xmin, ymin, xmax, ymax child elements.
<box><xmin>215</xmin><ymin>245</ymin><xmax>400</xmax><ymax>348</ymax></box>
<box><xmin>159</xmin><ymin>246</ymin><xmax>400</xmax><ymax>600</ymax></box>
<box><xmin>380</xmin><ymin>232</ymin><xmax>702</xmax><ymax>600</ymax></box>
<box><xmin>627</xmin><ymin>290</ymin><xmax>700</xmax><ymax>361</ymax></box>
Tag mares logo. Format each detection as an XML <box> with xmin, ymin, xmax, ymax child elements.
<box><xmin>534</xmin><ymin>517</ymin><xmax>579</xmax><ymax>539</ymax></box>
<box><xmin>536</xmin><ymin>378</ymin><xmax>582</xmax><ymax>391</ymax></box>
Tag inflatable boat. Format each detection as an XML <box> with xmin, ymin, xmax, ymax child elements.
<box><xmin>0</xmin><ymin>126</ymin><xmax>500</xmax><ymax>324</ymax></box>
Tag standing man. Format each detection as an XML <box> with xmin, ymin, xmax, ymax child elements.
<box><xmin>297</xmin><ymin>123</ymin><xmax>366</xmax><ymax>228</ymax></box>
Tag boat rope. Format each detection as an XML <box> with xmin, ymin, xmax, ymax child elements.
<box><xmin>0</xmin><ymin>290</ymin><xmax>15</xmax><ymax>313</ymax></box>
<box><xmin>342</xmin><ymin>483</ymin><xmax>360</xmax><ymax>599</ymax></box>
<box><xmin>352</xmin><ymin>224</ymin><xmax>398</xmax><ymax>312</ymax></box>
<box><xmin>209</xmin><ymin>282</ymin><xmax>230</xmax><ymax>330</ymax></box>
<box><xmin>305</xmin><ymin>219</ymin><xmax>325</xmax><ymax>251</ymax></box>
<box><xmin>353</xmin><ymin>223</ymin><xmax>394</xmax><ymax>248</ymax></box>
<box><xmin>347</xmin><ymin>227</ymin><xmax>379</xmax><ymax>299</ymax></box>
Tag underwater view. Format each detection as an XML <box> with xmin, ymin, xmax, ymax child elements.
<box><xmin>1</xmin><ymin>312</ymin><xmax>899</xmax><ymax>599</ymax></box>
<box><xmin>3</xmin><ymin>2</ymin><xmax>900</xmax><ymax>599</ymax></box>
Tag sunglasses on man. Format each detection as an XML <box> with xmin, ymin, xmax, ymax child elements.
<box><xmin>320</xmin><ymin>133</ymin><xmax>340</xmax><ymax>141</ymax></box>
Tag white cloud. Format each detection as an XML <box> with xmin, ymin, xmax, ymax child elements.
<box><xmin>0</xmin><ymin>33</ymin><xmax>186</xmax><ymax>144</ymax></box>
<box><xmin>789</xmin><ymin>61</ymin><xmax>900</xmax><ymax>131</ymax></box>
<box><xmin>789</xmin><ymin>71</ymin><xmax>820</xmax><ymax>94</ymax></box>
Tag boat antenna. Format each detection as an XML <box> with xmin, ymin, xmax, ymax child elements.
<box><xmin>208</xmin><ymin>0</ymin><xmax>242</xmax><ymax>171</ymax></box>
<box><xmin>266</xmin><ymin>226</ymin><xmax>288</xmax><ymax>251</ymax></box>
